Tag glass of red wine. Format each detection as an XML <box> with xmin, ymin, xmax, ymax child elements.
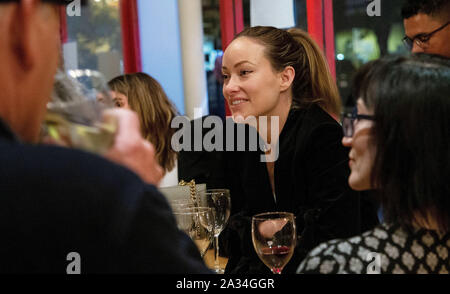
<box><xmin>251</xmin><ymin>212</ymin><xmax>296</xmax><ymax>274</ymax></box>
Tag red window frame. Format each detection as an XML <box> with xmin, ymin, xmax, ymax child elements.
<box><xmin>59</xmin><ymin>6</ymin><xmax>68</xmax><ymax>44</ymax></box>
<box><xmin>219</xmin><ymin>0</ymin><xmax>244</xmax><ymax>116</ymax></box>
<box><xmin>120</xmin><ymin>0</ymin><xmax>142</xmax><ymax>73</ymax></box>
<box><xmin>306</xmin><ymin>0</ymin><xmax>336</xmax><ymax>79</ymax></box>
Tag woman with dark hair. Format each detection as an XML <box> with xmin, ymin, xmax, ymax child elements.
<box><xmin>297</xmin><ymin>54</ymin><xmax>450</xmax><ymax>274</ymax></box>
<box><xmin>221</xmin><ymin>26</ymin><xmax>378</xmax><ymax>274</ymax></box>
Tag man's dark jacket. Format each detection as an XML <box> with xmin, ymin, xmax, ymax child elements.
<box><xmin>0</xmin><ymin>118</ymin><xmax>211</xmax><ymax>273</ymax></box>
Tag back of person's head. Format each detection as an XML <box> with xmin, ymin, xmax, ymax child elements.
<box><xmin>401</xmin><ymin>0</ymin><xmax>450</xmax><ymax>19</ymax></box>
<box><xmin>234</xmin><ymin>26</ymin><xmax>341</xmax><ymax>117</ymax></box>
<box><xmin>354</xmin><ymin>54</ymin><xmax>450</xmax><ymax>232</ymax></box>
<box><xmin>108</xmin><ymin>73</ymin><xmax>178</xmax><ymax>171</ymax></box>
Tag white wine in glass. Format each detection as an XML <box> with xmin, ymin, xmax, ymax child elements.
<box><xmin>252</xmin><ymin>212</ymin><xmax>296</xmax><ymax>274</ymax></box>
<box><xmin>42</xmin><ymin>69</ymin><xmax>117</xmax><ymax>154</ymax></box>
<box><xmin>199</xmin><ymin>189</ymin><xmax>231</xmax><ymax>274</ymax></box>
<box><xmin>173</xmin><ymin>207</ymin><xmax>214</xmax><ymax>258</ymax></box>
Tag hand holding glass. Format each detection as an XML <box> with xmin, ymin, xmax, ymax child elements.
<box><xmin>42</xmin><ymin>69</ymin><xmax>116</xmax><ymax>154</ymax></box>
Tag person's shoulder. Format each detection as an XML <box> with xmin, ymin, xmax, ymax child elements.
<box><xmin>290</xmin><ymin>105</ymin><xmax>341</xmax><ymax>135</ymax></box>
<box><xmin>297</xmin><ymin>226</ymin><xmax>385</xmax><ymax>274</ymax></box>
<box><xmin>0</xmin><ymin>142</ymin><xmax>146</xmax><ymax>194</ymax></box>
<box><xmin>292</xmin><ymin>104</ymin><xmax>339</xmax><ymax>123</ymax></box>
<box><xmin>296</xmin><ymin>238</ymin><xmax>345</xmax><ymax>274</ymax></box>
<box><xmin>0</xmin><ymin>141</ymin><xmax>169</xmax><ymax>239</ymax></box>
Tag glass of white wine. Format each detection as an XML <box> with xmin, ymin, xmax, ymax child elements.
<box><xmin>42</xmin><ymin>69</ymin><xmax>117</xmax><ymax>154</ymax></box>
<box><xmin>173</xmin><ymin>207</ymin><xmax>215</xmax><ymax>258</ymax></box>
<box><xmin>198</xmin><ymin>189</ymin><xmax>231</xmax><ymax>274</ymax></box>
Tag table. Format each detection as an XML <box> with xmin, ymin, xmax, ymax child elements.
<box><xmin>203</xmin><ymin>248</ymin><xmax>228</xmax><ymax>273</ymax></box>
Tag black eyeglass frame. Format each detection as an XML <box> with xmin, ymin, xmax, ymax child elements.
<box><xmin>342</xmin><ymin>112</ymin><xmax>375</xmax><ymax>138</ymax></box>
<box><xmin>403</xmin><ymin>21</ymin><xmax>450</xmax><ymax>50</ymax></box>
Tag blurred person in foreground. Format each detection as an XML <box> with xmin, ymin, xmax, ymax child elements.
<box><xmin>402</xmin><ymin>0</ymin><xmax>450</xmax><ymax>57</ymax></box>
<box><xmin>0</xmin><ymin>0</ymin><xmax>210</xmax><ymax>273</ymax></box>
<box><xmin>108</xmin><ymin>73</ymin><xmax>179</xmax><ymax>187</ymax></box>
<box><xmin>297</xmin><ymin>54</ymin><xmax>450</xmax><ymax>274</ymax></box>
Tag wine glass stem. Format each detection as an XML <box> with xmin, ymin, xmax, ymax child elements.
<box><xmin>214</xmin><ymin>235</ymin><xmax>220</xmax><ymax>271</ymax></box>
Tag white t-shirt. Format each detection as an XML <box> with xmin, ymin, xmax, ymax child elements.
<box><xmin>158</xmin><ymin>161</ymin><xmax>178</xmax><ymax>188</ymax></box>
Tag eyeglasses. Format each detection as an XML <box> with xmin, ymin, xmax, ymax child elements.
<box><xmin>403</xmin><ymin>21</ymin><xmax>450</xmax><ymax>50</ymax></box>
<box><xmin>342</xmin><ymin>111</ymin><xmax>375</xmax><ymax>138</ymax></box>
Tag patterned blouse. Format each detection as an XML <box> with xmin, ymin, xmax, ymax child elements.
<box><xmin>296</xmin><ymin>223</ymin><xmax>450</xmax><ymax>274</ymax></box>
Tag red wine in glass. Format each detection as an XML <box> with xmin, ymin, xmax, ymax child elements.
<box><xmin>258</xmin><ymin>245</ymin><xmax>294</xmax><ymax>274</ymax></box>
<box><xmin>252</xmin><ymin>212</ymin><xmax>296</xmax><ymax>274</ymax></box>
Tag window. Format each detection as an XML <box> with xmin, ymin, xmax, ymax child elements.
<box><xmin>64</xmin><ymin>0</ymin><xmax>123</xmax><ymax>81</ymax></box>
<box><xmin>203</xmin><ymin>0</ymin><xmax>225</xmax><ymax>119</ymax></box>
<box><xmin>333</xmin><ymin>1</ymin><xmax>408</xmax><ymax>110</ymax></box>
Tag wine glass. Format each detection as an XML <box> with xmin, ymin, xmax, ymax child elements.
<box><xmin>252</xmin><ymin>212</ymin><xmax>296</xmax><ymax>274</ymax></box>
<box><xmin>199</xmin><ymin>189</ymin><xmax>231</xmax><ymax>274</ymax></box>
<box><xmin>168</xmin><ymin>198</ymin><xmax>195</xmax><ymax>212</ymax></box>
<box><xmin>41</xmin><ymin>69</ymin><xmax>117</xmax><ymax>154</ymax></box>
<box><xmin>173</xmin><ymin>207</ymin><xmax>215</xmax><ymax>258</ymax></box>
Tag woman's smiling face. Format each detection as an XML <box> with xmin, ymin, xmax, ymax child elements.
<box><xmin>342</xmin><ymin>99</ymin><xmax>376</xmax><ymax>191</ymax></box>
<box><xmin>221</xmin><ymin>37</ymin><xmax>285</xmax><ymax>119</ymax></box>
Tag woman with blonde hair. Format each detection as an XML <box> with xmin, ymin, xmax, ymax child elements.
<box><xmin>221</xmin><ymin>26</ymin><xmax>377</xmax><ymax>274</ymax></box>
<box><xmin>108</xmin><ymin>73</ymin><xmax>178</xmax><ymax>187</ymax></box>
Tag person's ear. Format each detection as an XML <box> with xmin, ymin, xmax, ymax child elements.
<box><xmin>279</xmin><ymin>66</ymin><xmax>295</xmax><ymax>92</ymax></box>
<box><xmin>10</xmin><ymin>0</ymin><xmax>39</xmax><ymax>71</ymax></box>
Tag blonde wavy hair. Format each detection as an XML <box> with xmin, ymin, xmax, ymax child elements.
<box><xmin>108</xmin><ymin>73</ymin><xmax>178</xmax><ymax>171</ymax></box>
<box><xmin>234</xmin><ymin>26</ymin><xmax>341</xmax><ymax>117</ymax></box>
